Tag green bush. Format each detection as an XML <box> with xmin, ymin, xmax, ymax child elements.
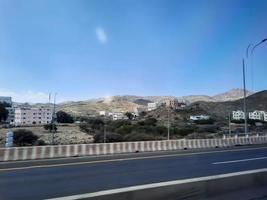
<box><xmin>194</xmin><ymin>118</ymin><xmax>215</xmax><ymax>124</ymax></box>
<box><xmin>124</xmin><ymin>133</ymin><xmax>155</xmax><ymax>141</ymax></box>
<box><xmin>79</xmin><ymin>123</ymin><xmax>94</xmax><ymax>134</ymax></box>
<box><xmin>13</xmin><ymin>129</ymin><xmax>39</xmax><ymax>146</ymax></box>
<box><xmin>93</xmin><ymin>132</ymin><xmax>123</xmax><ymax>143</ymax></box>
<box><xmin>56</xmin><ymin>111</ymin><xmax>74</xmax><ymax>123</ymax></box>
<box><xmin>43</xmin><ymin>124</ymin><xmax>57</xmax><ymax>132</ymax></box>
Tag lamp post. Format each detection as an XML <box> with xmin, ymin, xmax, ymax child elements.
<box><xmin>167</xmin><ymin>105</ymin><xmax>170</xmax><ymax>140</ymax></box>
<box><xmin>51</xmin><ymin>93</ymin><xmax>57</xmax><ymax>145</ymax></box>
<box><xmin>243</xmin><ymin>38</ymin><xmax>267</xmax><ymax>137</ymax></box>
<box><xmin>251</xmin><ymin>38</ymin><xmax>267</xmax><ymax>54</ymax></box>
<box><xmin>103</xmin><ymin>121</ymin><xmax>106</xmax><ymax>143</ymax></box>
<box><xmin>242</xmin><ymin>58</ymin><xmax>248</xmax><ymax>136</ymax></box>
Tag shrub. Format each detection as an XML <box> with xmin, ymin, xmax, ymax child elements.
<box><xmin>124</xmin><ymin>133</ymin><xmax>155</xmax><ymax>141</ymax></box>
<box><xmin>93</xmin><ymin>132</ymin><xmax>123</xmax><ymax>143</ymax></box>
<box><xmin>43</xmin><ymin>124</ymin><xmax>57</xmax><ymax>132</ymax></box>
<box><xmin>79</xmin><ymin>123</ymin><xmax>94</xmax><ymax>134</ymax></box>
<box><xmin>194</xmin><ymin>118</ymin><xmax>215</xmax><ymax>124</ymax></box>
<box><xmin>13</xmin><ymin>129</ymin><xmax>39</xmax><ymax>146</ymax></box>
<box><xmin>56</xmin><ymin>111</ymin><xmax>74</xmax><ymax>123</ymax></box>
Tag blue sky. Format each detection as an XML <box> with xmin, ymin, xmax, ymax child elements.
<box><xmin>0</xmin><ymin>0</ymin><xmax>267</xmax><ymax>103</ymax></box>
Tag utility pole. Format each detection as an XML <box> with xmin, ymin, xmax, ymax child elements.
<box><xmin>103</xmin><ymin>121</ymin><xmax>106</xmax><ymax>143</ymax></box>
<box><xmin>167</xmin><ymin>104</ymin><xmax>170</xmax><ymax>140</ymax></box>
<box><xmin>228</xmin><ymin>112</ymin><xmax>231</xmax><ymax>137</ymax></box>
<box><xmin>51</xmin><ymin>93</ymin><xmax>57</xmax><ymax>145</ymax></box>
<box><xmin>242</xmin><ymin>59</ymin><xmax>248</xmax><ymax>136</ymax></box>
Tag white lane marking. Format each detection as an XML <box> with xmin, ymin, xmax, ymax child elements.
<box><xmin>45</xmin><ymin>168</ymin><xmax>267</xmax><ymax>200</ymax></box>
<box><xmin>1</xmin><ymin>146</ymin><xmax>267</xmax><ymax>172</ymax></box>
<box><xmin>213</xmin><ymin>156</ymin><xmax>267</xmax><ymax>164</ymax></box>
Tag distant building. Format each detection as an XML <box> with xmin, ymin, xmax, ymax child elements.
<box><xmin>261</xmin><ymin>111</ymin><xmax>267</xmax><ymax>122</ymax></box>
<box><xmin>165</xmin><ymin>99</ymin><xmax>179</xmax><ymax>109</ymax></box>
<box><xmin>249</xmin><ymin>110</ymin><xmax>263</xmax><ymax>121</ymax></box>
<box><xmin>0</xmin><ymin>96</ymin><xmax>12</xmax><ymax>106</ymax></box>
<box><xmin>190</xmin><ymin>115</ymin><xmax>210</xmax><ymax>121</ymax></box>
<box><xmin>232</xmin><ymin>110</ymin><xmax>245</xmax><ymax>120</ymax></box>
<box><xmin>6</xmin><ymin>107</ymin><xmax>15</xmax><ymax>124</ymax></box>
<box><xmin>99</xmin><ymin>111</ymin><xmax>106</xmax><ymax>116</ymax></box>
<box><xmin>165</xmin><ymin>98</ymin><xmax>187</xmax><ymax>109</ymax></box>
<box><xmin>147</xmin><ymin>102</ymin><xmax>158</xmax><ymax>111</ymax></box>
<box><xmin>14</xmin><ymin>107</ymin><xmax>53</xmax><ymax>125</ymax></box>
<box><xmin>111</xmin><ymin>112</ymin><xmax>127</xmax><ymax>120</ymax></box>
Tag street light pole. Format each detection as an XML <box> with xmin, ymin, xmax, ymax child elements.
<box><xmin>242</xmin><ymin>59</ymin><xmax>248</xmax><ymax>136</ymax></box>
<box><xmin>250</xmin><ymin>38</ymin><xmax>267</xmax><ymax>91</ymax></box>
<box><xmin>103</xmin><ymin>122</ymin><xmax>106</xmax><ymax>143</ymax></box>
<box><xmin>52</xmin><ymin>93</ymin><xmax>57</xmax><ymax>145</ymax></box>
<box><xmin>167</xmin><ymin>105</ymin><xmax>170</xmax><ymax>140</ymax></box>
<box><xmin>228</xmin><ymin>112</ymin><xmax>231</xmax><ymax>137</ymax></box>
<box><xmin>241</xmin><ymin>38</ymin><xmax>267</xmax><ymax>138</ymax></box>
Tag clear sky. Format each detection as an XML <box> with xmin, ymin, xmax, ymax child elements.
<box><xmin>0</xmin><ymin>0</ymin><xmax>267</xmax><ymax>103</ymax></box>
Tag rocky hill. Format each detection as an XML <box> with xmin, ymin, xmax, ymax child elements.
<box><xmin>190</xmin><ymin>90</ymin><xmax>267</xmax><ymax>118</ymax></box>
<box><xmin>56</xmin><ymin>88</ymin><xmax>253</xmax><ymax>117</ymax></box>
<box><xmin>183</xmin><ymin>88</ymin><xmax>254</xmax><ymax>103</ymax></box>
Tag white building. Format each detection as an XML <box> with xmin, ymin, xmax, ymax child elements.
<box><xmin>249</xmin><ymin>110</ymin><xmax>263</xmax><ymax>121</ymax></box>
<box><xmin>190</xmin><ymin>115</ymin><xmax>210</xmax><ymax>121</ymax></box>
<box><xmin>232</xmin><ymin>110</ymin><xmax>245</xmax><ymax>120</ymax></box>
<box><xmin>261</xmin><ymin>111</ymin><xmax>267</xmax><ymax>122</ymax></box>
<box><xmin>99</xmin><ymin>111</ymin><xmax>106</xmax><ymax>116</ymax></box>
<box><xmin>14</xmin><ymin>107</ymin><xmax>53</xmax><ymax>125</ymax></box>
<box><xmin>111</xmin><ymin>112</ymin><xmax>126</xmax><ymax>120</ymax></box>
<box><xmin>147</xmin><ymin>102</ymin><xmax>158</xmax><ymax>111</ymax></box>
<box><xmin>6</xmin><ymin>107</ymin><xmax>15</xmax><ymax>124</ymax></box>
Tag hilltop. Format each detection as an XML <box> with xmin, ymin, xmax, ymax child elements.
<box><xmin>190</xmin><ymin>90</ymin><xmax>267</xmax><ymax>118</ymax></box>
<box><xmin>56</xmin><ymin>88</ymin><xmax>253</xmax><ymax>117</ymax></box>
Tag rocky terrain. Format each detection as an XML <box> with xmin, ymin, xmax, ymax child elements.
<box><xmin>0</xmin><ymin>124</ymin><xmax>93</xmax><ymax>146</ymax></box>
<box><xmin>189</xmin><ymin>90</ymin><xmax>267</xmax><ymax>118</ymax></box>
<box><xmin>56</xmin><ymin>88</ymin><xmax>253</xmax><ymax>117</ymax></box>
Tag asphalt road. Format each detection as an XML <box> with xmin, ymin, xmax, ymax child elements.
<box><xmin>0</xmin><ymin>145</ymin><xmax>267</xmax><ymax>200</ymax></box>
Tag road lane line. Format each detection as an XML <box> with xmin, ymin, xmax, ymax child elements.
<box><xmin>45</xmin><ymin>168</ymin><xmax>267</xmax><ymax>200</ymax></box>
<box><xmin>213</xmin><ymin>156</ymin><xmax>267</xmax><ymax>164</ymax></box>
<box><xmin>1</xmin><ymin>146</ymin><xmax>267</xmax><ymax>172</ymax></box>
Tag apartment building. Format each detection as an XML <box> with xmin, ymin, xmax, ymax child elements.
<box><xmin>14</xmin><ymin>107</ymin><xmax>53</xmax><ymax>125</ymax></box>
<box><xmin>232</xmin><ymin>110</ymin><xmax>245</xmax><ymax>120</ymax></box>
<box><xmin>249</xmin><ymin>110</ymin><xmax>264</xmax><ymax>121</ymax></box>
<box><xmin>6</xmin><ymin>107</ymin><xmax>15</xmax><ymax>124</ymax></box>
<box><xmin>262</xmin><ymin>111</ymin><xmax>267</xmax><ymax>122</ymax></box>
<box><xmin>99</xmin><ymin>111</ymin><xmax>106</xmax><ymax>116</ymax></box>
<box><xmin>165</xmin><ymin>99</ymin><xmax>179</xmax><ymax>109</ymax></box>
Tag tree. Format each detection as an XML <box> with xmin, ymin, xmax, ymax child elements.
<box><xmin>0</xmin><ymin>103</ymin><xmax>8</xmax><ymax>123</ymax></box>
<box><xmin>56</xmin><ymin>111</ymin><xmax>74</xmax><ymax>123</ymax></box>
<box><xmin>43</xmin><ymin>124</ymin><xmax>57</xmax><ymax>133</ymax></box>
<box><xmin>125</xmin><ymin>112</ymin><xmax>134</xmax><ymax>120</ymax></box>
<box><xmin>13</xmin><ymin>129</ymin><xmax>39</xmax><ymax>146</ymax></box>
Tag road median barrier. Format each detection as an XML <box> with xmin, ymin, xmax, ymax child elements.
<box><xmin>1</xmin><ymin>136</ymin><xmax>267</xmax><ymax>162</ymax></box>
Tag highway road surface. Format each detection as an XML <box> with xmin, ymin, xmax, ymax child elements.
<box><xmin>0</xmin><ymin>145</ymin><xmax>267</xmax><ymax>200</ymax></box>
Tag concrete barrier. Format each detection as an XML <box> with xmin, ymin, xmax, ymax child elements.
<box><xmin>46</xmin><ymin>168</ymin><xmax>267</xmax><ymax>200</ymax></box>
<box><xmin>1</xmin><ymin>136</ymin><xmax>267</xmax><ymax>162</ymax></box>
